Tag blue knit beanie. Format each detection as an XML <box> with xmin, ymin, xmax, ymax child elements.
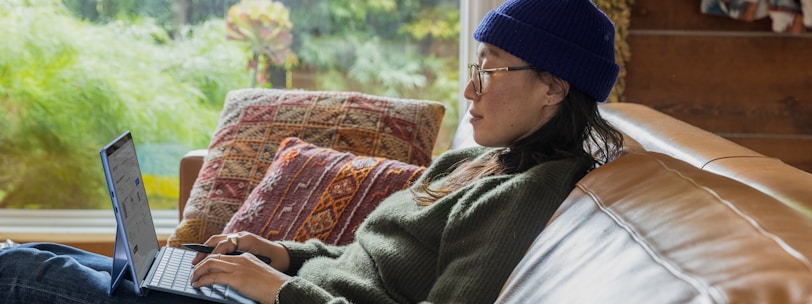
<box><xmin>474</xmin><ymin>0</ymin><xmax>619</xmax><ymax>103</ymax></box>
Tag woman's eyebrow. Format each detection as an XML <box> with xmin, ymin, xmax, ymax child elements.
<box><xmin>478</xmin><ymin>47</ymin><xmax>502</xmax><ymax>60</ymax></box>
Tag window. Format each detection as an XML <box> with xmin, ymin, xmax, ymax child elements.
<box><xmin>0</xmin><ymin>0</ymin><xmax>462</xmax><ymax>212</ymax></box>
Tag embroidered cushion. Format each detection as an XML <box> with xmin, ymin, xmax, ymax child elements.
<box><xmin>222</xmin><ymin>137</ymin><xmax>425</xmax><ymax>245</ymax></box>
<box><xmin>167</xmin><ymin>89</ymin><xmax>444</xmax><ymax>247</ymax></box>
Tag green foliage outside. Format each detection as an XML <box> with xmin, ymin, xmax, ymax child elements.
<box><xmin>283</xmin><ymin>0</ymin><xmax>461</xmax><ymax>147</ymax></box>
<box><xmin>0</xmin><ymin>0</ymin><xmax>461</xmax><ymax>210</ymax></box>
<box><xmin>0</xmin><ymin>1</ymin><xmax>249</xmax><ymax>209</ymax></box>
<box><xmin>289</xmin><ymin>0</ymin><xmax>460</xmax><ymax>101</ymax></box>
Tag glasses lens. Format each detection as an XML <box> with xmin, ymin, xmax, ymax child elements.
<box><xmin>469</xmin><ymin>64</ymin><xmax>480</xmax><ymax>94</ymax></box>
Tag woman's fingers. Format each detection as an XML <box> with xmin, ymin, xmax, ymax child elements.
<box><xmin>191</xmin><ymin>252</ymin><xmax>207</xmax><ymax>265</ymax></box>
<box><xmin>191</xmin><ymin>233</ymin><xmax>240</xmax><ymax>265</ymax></box>
<box><xmin>210</xmin><ymin>232</ymin><xmax>249</xmax><ymax>254</ymax></box>
<box><xmin>190</xmin><ymin>254</ymin><xmax>239</xmax><ymax>287</ymax></box>
<box><xmin>203</xmin><ymin>234</ymin><xmax>228</xmax><ymax>247</ymax></box>
<box><xmin>192</xmin><ymin>253</ymin><xmax>266</xmax><ymax>285</ymax></box>
<box><xmin>190</xmin><ymin>253</ymin><xmax>291</xmax><ymax>303</ymax></box>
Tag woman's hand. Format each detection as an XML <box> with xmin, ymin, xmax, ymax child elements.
<box><xmin>191</xmin><ymin>253</ymin><xmax>291</xmax><ymax>304</ymax></box>
<box><xmin>191</xmin><ymin>232</ymin><xmax>290</xmax><ymax>272</ymax></box>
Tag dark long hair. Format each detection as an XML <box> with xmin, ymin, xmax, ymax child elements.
<box><xmin>413</xmin><ymin>81</ymin><xmax>623</xmax><ymax>205</ymax></box>
<box><xmin>502</xmin><ymin>86</ymin><xmax>623</xmax><ymax>173</ymax></box>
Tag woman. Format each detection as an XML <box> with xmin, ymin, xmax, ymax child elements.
<box><xmin>0</xmin><ymin>0</ymin><xmax>623</xmax><ymax>303</ymax></box>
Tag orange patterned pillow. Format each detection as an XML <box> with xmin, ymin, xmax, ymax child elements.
<box><xmin>223</xmin><ymin>137</ymin><xmax>425</xmax><ymax>245</ymax></box>
<box><xmin>167</xmin><ymin>89</ymin><xmax>444</xmax><ymax>247</ymax></box>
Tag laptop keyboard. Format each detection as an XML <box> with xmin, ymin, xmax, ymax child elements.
<box><xmin>148</xmin><ymin>246</ymin><xmax>228</xmax><ymax>299</ymax></box>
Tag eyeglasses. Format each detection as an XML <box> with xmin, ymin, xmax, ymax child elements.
<box><xmin>468</xmin><ymin>63</ymin><xmax>536</xmax><ymax>96</ymax></box>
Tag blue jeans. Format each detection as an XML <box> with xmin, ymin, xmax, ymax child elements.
<box><xmin>0</xmin><ymin>243</ymin><xmax>207</xmax><ymax>303</ymax></box>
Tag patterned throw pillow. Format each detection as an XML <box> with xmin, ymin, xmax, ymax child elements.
<box><xmin>223</xmin><ymin>137</ymin><xmax>425</xmax><ymax>245</ymax></box>
<box><xmin>167</xmin><ymin>89</ymin><xmax>444</xmax><ymax>247</ymax></box>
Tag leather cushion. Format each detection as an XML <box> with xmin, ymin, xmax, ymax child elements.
<box><xmin>497</xmin><ymin>152</ymin><xmax>812</xmax><ymax>303</ymax></box>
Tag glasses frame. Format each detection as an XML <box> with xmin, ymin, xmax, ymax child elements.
<box><xmin>468</xmin><ymin>63</ymin><xmax>537</xmax><ymax>96</ymax></box>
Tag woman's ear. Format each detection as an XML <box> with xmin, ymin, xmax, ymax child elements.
<box><xmin>546</xmin><ymin>78</ymin><xmax>570</xmax><ymax>105</ymax></box>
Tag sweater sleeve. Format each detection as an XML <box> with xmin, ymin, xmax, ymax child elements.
<box><xmin>275</xmin><ymin>277</ymin><xmax>351</xmax><ymax>304</ymax></box>
<box><xmin>425</xmin><ymin>157</ymin><xmax>588</xmax><ymax>304</ymax></box>
<box><xmin>277</xmin><ymin>239</ymin><xmax>346</xmax><ymax>276</ymax></box>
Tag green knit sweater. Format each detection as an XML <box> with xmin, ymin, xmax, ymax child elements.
<box><xmin>276</xmin><ymin>146</ymin><xmax>589</xmax><ymax>304</ymax></box>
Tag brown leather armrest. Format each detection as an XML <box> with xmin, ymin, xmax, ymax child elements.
<box><xmin>178</xmin><ymin>149</ymin><xmax>207</xmax><ymax>221</ymax></box>
<box><xmin>598</xmin><ymin>103</ymin><xmax>764</xmax><ymax>168</ymax></box>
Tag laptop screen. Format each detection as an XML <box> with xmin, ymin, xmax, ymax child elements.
<box><xmin>101</xmin><ymin>131</ymin><xmax>159</xmax><ymax>283</ymax></box>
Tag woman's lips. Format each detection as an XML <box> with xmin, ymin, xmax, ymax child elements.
<box><xmin>469</xmin><ymin>111</ymin><xmax>483</xmax><ymax>123</ymax></box>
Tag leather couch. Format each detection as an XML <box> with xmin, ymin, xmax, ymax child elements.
<box><xmin>179</xmin><ymin>102</ymin><xmax>812</xmax><ymax>303</ymax></box>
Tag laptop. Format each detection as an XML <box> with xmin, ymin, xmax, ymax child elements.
<box><xmin>100</xmin><ymin>131</ymin><xmax>255</xmax><ymax>304</ymax></box>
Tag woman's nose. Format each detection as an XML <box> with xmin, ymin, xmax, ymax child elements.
<box><xmin>463</xmin><ymin>78</ymin><xmax>478</xmax><ymax>101</ymax></box>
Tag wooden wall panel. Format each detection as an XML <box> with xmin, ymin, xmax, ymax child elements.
<box><xmin>625</xmin><ymin>0</ymin><xmax>812</xmax><ymax>173</ymax></box>
<box><xmin>626</xmin><ymin>34</ymin><xmax>812</xmax><ymax>135</ymax></box>
<box><xmin>726</xmin><ymin>136</ymin><xmax>812</xmax><ymax>171</ymax></box>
